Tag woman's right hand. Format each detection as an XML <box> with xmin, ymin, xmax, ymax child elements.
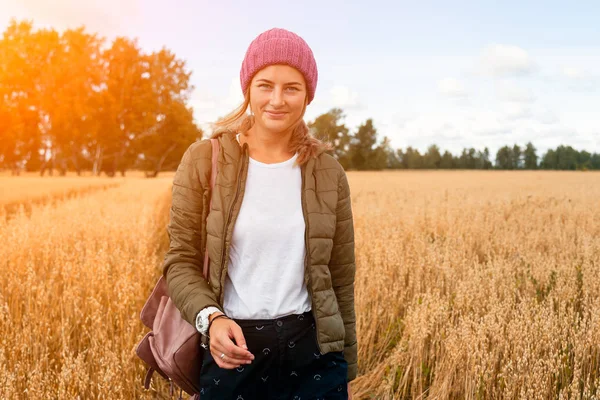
<box><xmin>208</xmin><ymin>314</ymin><xmax>255</xmax><ymax>369</ymax></box>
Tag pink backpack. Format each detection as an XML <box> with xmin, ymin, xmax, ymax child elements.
<box><xmin>135</xmin><ymin>138</ymin><xmax>220</xmax><ymax>399</ymax></box>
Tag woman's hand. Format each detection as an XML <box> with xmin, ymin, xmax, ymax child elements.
<box><xmin>208</xmin><ymin>314</ymin><xmax>255</xmax><ymax>369</ymax></box>
<box><xmin>348</xmin><ymin>382</ymin><xmax>353</xmax><ymax>399</ymax></box>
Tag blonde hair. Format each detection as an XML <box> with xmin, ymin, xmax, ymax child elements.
<box><xmin>210</xmin><ymin>87</ymin><xmax>333</xmax><ymax>167</ymax></box>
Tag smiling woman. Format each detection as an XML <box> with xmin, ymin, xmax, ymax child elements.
<box><xmin>160</xmin><ymin>27</ymin><xmax>357</xmax><ymax>400</ymax></box>
<box><xmin>209</xmin><ymin>28</ymin><xmax>332</xmax><ymax>167</ymax></box>
<box><xmin>255</xmin><ymin>77</ymin><xmax>303</xmax><ymax>122</ymax></box>
<box><xmin>246</xmin><ymin>65</ymin><xmax>309</xmax><ymax>159</ymax></box>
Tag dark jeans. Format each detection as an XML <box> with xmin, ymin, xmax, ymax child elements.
<box><xmin>198</xmin><ymin>310</ymin><xmax>348</xmax><ymax>400</ymax></box>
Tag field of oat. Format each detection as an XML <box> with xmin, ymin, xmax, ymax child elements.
<box><xmin>1</xmin><ymin>171</ymin><xmax>599</xmax><ymax>399</ymax></box>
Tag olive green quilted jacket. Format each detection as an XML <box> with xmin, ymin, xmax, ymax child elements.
<box><xmin>162</xmin><ymin>129</ymin><xmax>358</xmax><ymax>381</ymax></box>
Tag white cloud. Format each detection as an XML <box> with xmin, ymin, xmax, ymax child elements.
<box><xmin>562</xmin><ymin>66</ymin><xmax>587</xmax><ymax>79</ymax></box>
<box><xmin>391</xmin><ymin>111</ymin><xmax>418</xmax><ymax>129</ymax></box>
<box><xmin>480</xmin><ymin>44</ymin><xmax>535</xmax><ymax>76</ymax></box>
<box><xmin>329</xmin><ymin>85</ymin><xmax>362</xmax><ymax>109</ymax></box>
<box><xmin>496</xmin><ymin>80</ymin><xmax>536</xmax><ymax>103</ymax></box>
<box><xmin>383</xmin><ymin>100</ymin><xmax>592</xmax><ymax>156</ymax></box>
<box><xmin>535</xmin><ymin>107</ymin><xmax>559</xmax><ymax>125</ymax></box>
<box><xmin>501</xmin><ymin>104</ymin><xmax>533</xmax><ymax>121</ymax></box>
<box><xmin>438</xmin><ymin>78</ymin><xmax>467</xmax><ymax>97</ymax></box>
<box><xmin>223</xmin><ymin>77</ymin><xmax>244</xmax><ymax>111</ymax></box>
<box><xmin>5</xmin><ymin>0</ymin><xmax>142</xmax><ymax>37</ymax></box>
<box><xmin>433</xmin><ymin>122</ymin><xmax>459</xmax><ymax>138</ymax></box>
<box><xmin>188</xmin><ymin>78</ymin><xmax>244</xmax><ymax>128</ymax></box>
<box><xmin>556</xmin><ymin>65</ymin><xmax>599</xmax><ymax>92</ymax></box>
<box><xmin>189</xmin><ymin>89</ymin><xmax>218</xmax><ymax>112</ymax></box>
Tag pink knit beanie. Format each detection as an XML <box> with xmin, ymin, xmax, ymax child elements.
<box><xmin>240</xmin><ymin>28</ymin><xmax>318</xmax><ymax>105</ymax></box>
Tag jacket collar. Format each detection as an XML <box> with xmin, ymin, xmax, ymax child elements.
<box><xmin>217</xmin><ymin>129</ymin><xmax>243</xmax><ymax>163</ymax></box>
<box><xmin>217</xmin><ymin>129</ymin><xmax>320</xmax><ymax>177</ymax></box>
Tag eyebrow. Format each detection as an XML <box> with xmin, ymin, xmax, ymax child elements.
<box><xmin>256</xmin><ymin>79</ymin><xmax>303</xmax><ymax>86</ymax></box>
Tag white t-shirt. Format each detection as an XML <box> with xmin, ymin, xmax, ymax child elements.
<box><xmin>195</xmin><ymin>134</ymin><xmax>313</xmax><ymax>333</ymax></box>
<box><xmin>222</xmin><ymin>134</ymin><xmax>312</xmax><ymax>319</ymax></box>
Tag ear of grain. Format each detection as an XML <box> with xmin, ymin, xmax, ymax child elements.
<box><xmin>0</xmin><ymin>178</ymin><xmax>173</xmax><ymax>399</ymax></box>
<box><xmin>2</xmin><ymin>171</ymin><xmax>600</xmax><ymax>399</ymax></box>
<box><xmin>350</xmin><ymin>171</ymin><xmax>600</xmax><ymax>400</ymax></box>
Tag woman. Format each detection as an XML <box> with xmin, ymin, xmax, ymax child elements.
<box><xmin>162</xmin><ymin>27</ymin><xmax>357</xmax><ymax>399</ymax></box>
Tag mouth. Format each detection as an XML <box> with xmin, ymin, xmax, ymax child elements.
<box><xmin>265</xmin><ymin>111</ymin><xmax>288</xmax><ymax>118</ymax></box>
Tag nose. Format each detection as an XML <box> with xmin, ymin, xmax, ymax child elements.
<box><xmin>269</xmin><ymin>86</ymin><xmax>285</xmax><ymax>107</ymax></box>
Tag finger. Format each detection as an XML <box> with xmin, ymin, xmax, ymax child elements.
<box><xmin>223</xmin><ymin>330</ymin><xmax>254</xmax><ymax>360</ymax></box>
<box><xmin>231</xmin><ymin>324</ymin><xmax>253</xmax><ymax>357</ymax></box>
<box><xmin>215</xmin><ymin>357</ymin><xmax>241</xmax><ymax>370</ymax></box>
<box><xmin>210</xmin><ymin>349</ymin><xmax>241</xmax><ymax>369</ymax></box>
<box><xmin>223</xmin><ymin>340</ymin><xmax>253</xmax><ymax>361</ymax></box>
<box><xmin>218</xmin><ymin>346</ymin><xmax>252</xmax><ymax>364</ymax></box>
<box><xmin>210</xmin><ymin>324</ymin><xmax>252</xmax><ymax>362</ymax></box>
<box><xmin>211</xmin><ymin>339</ymin><xmax>251</xmax><ymax>365</ymax></box>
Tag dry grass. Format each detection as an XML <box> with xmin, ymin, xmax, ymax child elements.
<box><xmin>0</xmin><ymin>171</ymin><xmax>175</xmax><ymax>217</ymax></box>
<box><xmin>1</xmin><ymin>171</ymin><xmax>600</xmax><ymax>399</ymax></box>
<box><xmin>0</xmin><ymin>176</ymin><xmax>174</xmax><ymax>399</ymax></box>
<box><xmin>350</xmin><ymin>171</ymin><xmax>600</xmax><ymax>399</ymax></box>
<box><xmin>0</xmin><ymin>175</ymin><xmax>122</xmax><ymax>204</ymax></box>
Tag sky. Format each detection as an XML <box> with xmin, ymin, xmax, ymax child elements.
<box><xmin>1</xmin><ymin>0</ymin><xmax>599</xmax><ymax>157</ymax></box>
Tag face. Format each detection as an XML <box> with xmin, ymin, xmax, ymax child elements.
<box><xmin>248</xmin><ymin>64</ymin><xmax>307</xmax><ymax>134</ymax></box>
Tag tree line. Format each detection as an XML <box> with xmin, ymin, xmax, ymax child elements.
<box><xmin>309</xmin><ymin>108</ymin><xmax>600</xmax><ymax>171</ymax></box>
<box><xmin>1</xmin><ymin>19</ymin><xmax>598</xmax><ymax>176</ymax></box>
<box><xmin>0</xmin><ymin>19</ymin><xmax>200</xmax><ymax>176</ymax></box>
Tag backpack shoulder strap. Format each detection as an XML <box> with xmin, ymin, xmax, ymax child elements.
<box><xmin>202</xmin><ymin>138</ymin><xmax>219</xmax><ymax>279</ymax></box>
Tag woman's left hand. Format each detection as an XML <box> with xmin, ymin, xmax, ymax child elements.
<box><xmin>348</xmin><ymin>382</ymin><xmax>353</xmax><ymax>399</ymax></box>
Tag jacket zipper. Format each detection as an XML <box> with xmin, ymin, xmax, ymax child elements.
<box><xmin>219</xmin><ymin>142</ymin><xmax>248</xmax><ymax>305</ymax></box>
<box><xmin>216</xmin><ymin>143</ymin><xmax>322</xmax><ymax>354</ymax></box>
<box><xmin>302</xmin><ymin>163</ymin><xmax>323</xmax><ymax>353</ymax></box>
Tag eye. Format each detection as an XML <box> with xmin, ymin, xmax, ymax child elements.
<box><xmin>286</xmin><ymin>87</ymin><xmax>300</xmax><ymax>91</ymax></box>
<box><xmin>258</xmin><ymin>83</ymin><xmax>272</xmax><ymax>89</ymax></box>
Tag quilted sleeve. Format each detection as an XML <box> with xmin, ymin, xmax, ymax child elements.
<box><xmin>162</xmin><ymin>145</ymin><xmax>224</xmax><ymax>327</ymax></box>
<box><xmin>328</xmin><ymin>169</ymin><xmax>358</xmax><ymax>382</ymax></box>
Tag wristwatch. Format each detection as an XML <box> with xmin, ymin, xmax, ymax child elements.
<box><xmin>195</xmin><ymin>306</ymin><xmax>222</xmax><ymax>336</ymax></box>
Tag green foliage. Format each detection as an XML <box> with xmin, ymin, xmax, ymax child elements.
<box><xmin>524</xmin><ymin>142</ymin><xmax>538</xmax><ymax>169</ymax></box>
<box><xmin>307</xmin><ymin>108</ymin><xmax>351</xmax><ymax>168</ymax></box>
<box><xmin>539</xmin><ymin>145</ymin><xmax>600</xmax><ymax>170</ymax></box>
<box><xmin>0</xmin><ymin>19</ymin><xmax>198</xmax><ymax>176</ymax></box>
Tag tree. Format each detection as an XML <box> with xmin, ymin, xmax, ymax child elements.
<box><xmin>0</xmin><ymin>20</ymin><xmax>53</xmax><ymax>174</ymax></box>
<box><xmin>496</xmin><ymin>146</ymin><xmax>512</xmax><ymax>169</ymax></box>
<box><xmin>371</xmin><ymin>136</ymin><xmax>393</xmax><ymax>170</ymax></box>
<box><xmin>457</xmin><ymin>148</ymin><xmax>478</xmax><ymax>169</ymax></box>
<box><xmin>95</xmin><ymin>39</ymin><xmax>193</xmax><ymax>176</ymax></box>
<box><xmin>591</xmin><ymin>153</ymin><xmax>600</xmax><ymax>170</ymax></box>
<box><xmin>135</xmin><ymin>100</ymin><xmax>202</xmax><ymax>177</ymax></box>
<box><xmin>577</xmin><ymin>150</ymin><xmax>592</xmax><ymax>170</ymax></box>
<box><xmin>348</xmin><ymin>119</ymin><xmax>379</xmax><ymax>170</ymax></box>
<box><xmin>0</xmin><ymin>19</ymin><xmax>197</xmax><ymax>176</ymax></box>
<box><xmin>481</xmin><ymin>147</ymin><xmax>493</xmax><ymax>169</ymax></box>
<box><xmin>424</xmin><ymin>145</ymin><xmax>441</xmax><ymax>169</ymax></box>
<box><xmin>308</xmin><ymin>108</ymin><xmax>350</xmax><ymax>168</ymax></box>
<box><xmin>403</xmin><ymin>147</ymin><xmax>423</xmax><ymax>169</ymax></box>
<box><xmin>523</xmin><ymin>142</ymin><xmax>538</xmax><ymax>169</ymax></box>
<box><xmin>555</xmin><ymin>145</ymin><xmax>579</xmax><ymax>170</ymax></box>
<box><xmin>387</xmin><ymin>144</ymin><xmax>402</xmax><ymax>169</ymax></box>
<box><xmin>466</xmin><ymin>148</ymin><xmax>477</xmax><ymax>169</ymax></box>
<box><xmin>540</xmin><ymin>145</ymin><xmax>585</xmax><ymax>170</ymax></box>
<box><xmin>512</xmin><ymin>144</ymin><xmax>522</xmax><ymax>169</ymax></box>
<box><xmin>540</xmin><ymin>149</ymin><xmax>557</xmax><ymax>169</ymax></box>
<box><xmin>440</xmin><ymin>150</ymin><xmax>454</xmax><ymax>169</ymax></box>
